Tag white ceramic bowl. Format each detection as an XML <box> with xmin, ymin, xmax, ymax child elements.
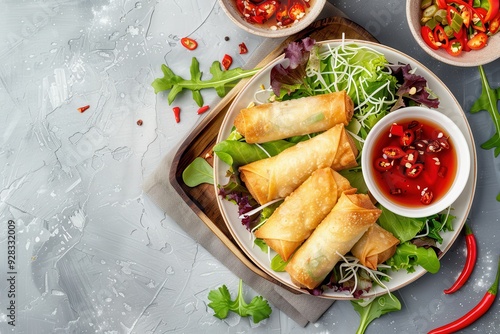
<box><xmin>361</xmin><ymin>107</ymin><xmax>470</xmax><ymax>218</ymax></box>
<box><xmin>406</xmin><ymin>0</ymin><xmax>500</xmax><ymax>66</ymax></box>
<box><xmin>219</xmin><ymin>0</ymin><xmax>326</xmax><ymax>38</ymax></box>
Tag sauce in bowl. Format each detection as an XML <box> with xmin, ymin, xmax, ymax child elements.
<box><xmin>371</xmin><ymin>119</ymin><xmax>457</xmax><ymax>207</ymax></box>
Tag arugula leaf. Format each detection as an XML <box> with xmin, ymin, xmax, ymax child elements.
<box><xmin>182</xmin><ymin>157</ymin><xmax>213</xmax><ymax>187</ymax></box>
<box><xmin>152</xmin><ymin>57</ymin><xmax>259</xmax><ymax>106</ymax></box>
<box><xmin>351</xmin><ymin>293</ymin><xmax>401</xmax><ymax>334</ymax></box>
<box><xmin>207</xmin><ymin>279</ymin><xmax>272</xmax><ymax>323</ymax></box>
<box><xmin>387</xmin><ymin>241</ymin><xmax>440</xmax><ymax>273</ymax></box>
<box><xmin>470</xmin><ymin>65</ymin><xmax>500</xmax><ymax>156</ymax></box>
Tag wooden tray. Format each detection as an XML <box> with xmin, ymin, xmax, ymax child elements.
<box><xmin>169</xmin><ymin>17</ymin><xmax>378</xmax><ymax>288</ymax></box>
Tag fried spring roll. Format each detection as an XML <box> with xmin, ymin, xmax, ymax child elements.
<box><xmin>351</xmin><ymin>224</ymin><xmax>400</xmax><ymax>270</ymax></box>
<box><xmin>234</xmin><ymin>91</ymin><xmax>354</xmax><ymax>144</ymax></box>
<box><xmin>285</xmin><ymin>193</ymin><xmax>382</xmax><ymax>290</ymax></box>
<box><xmin>254</xmin><ymin>168</ymin><xmax>356</xmax><ymax>261</ymax></box>
<box><xmin>239</xmin><ymin>124</ymin><xmax>358</xmax><ymax>205</ymax></box>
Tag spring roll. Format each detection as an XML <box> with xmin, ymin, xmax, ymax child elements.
<box><xmin>234</xmin><ymin>91</ymin><xmax>354</xmax><ymax>144</ymax></box>
<box><xmin>351</xmin><ymin>224</ymin><xmax>400</xmax><ymax>270</ymax></box>
<box><xmin>239</xmin><ymin>124</ymin><xmax>358</xmax><ymax>205</ymax></box>
<box><xmin>285</xmin><ymin>193</ymin><xmax>382</xmax><ymax>290</ymax></box>
<box><xmin>254</xmin><ymin>168</ymin><xmax>356</xmax><ymax>261</ymax></box>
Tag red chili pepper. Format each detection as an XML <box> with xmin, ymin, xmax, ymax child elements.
<box><xmin>405</xmin><ymin>162</ymin><xmax>424</xmax><ymax>178</ymax></box>
<box><xmin>467</xmin><ymin>32</ymin><xmax>488</xmax><ymax>50</ymax></box>
<box><xmin>444</xmin><ymin>224</ymin><xmax>477</xmax><ymax>294</ymax></box>
<box><xmin>197</xmin><ymin>105</ymin><xmax>210</xmax><ymax>115</ymax></box>
<box><xmin>221</xmin><ymin>54</ymin><xmax>233</xmax><ymax>70</ymax></box>
<box><xmin>172</xmin><ymin>106</ymin><xmax>181</xmax><ymax>123</ymax></box>
<box><xmin>390</xmin><ymin>124</ymin><xmax>404</xmax><ymax>137</ymax></box>
<box><xmin>429</xmin><ymin>256</ymin><xmax>500</xmax><ymax>334</ymax></box>
<box><xmin>136</xmin><ymin>119</ymin><xmax>143</xmax><ymax>126</ymax></box>
<box><xmin>374</xmin><ymin>157</ymin><xmax>393</xmax><ymax>172</ymax></box>
<box><xmin>238</xmin><ymin>42</ymin><xmax>248</xmax><ymax>54</ymax></box>
<box><xmin>77</xmin><ymin>105</ymin><xmax>90</xmax><ymax>113</ymax></box>
<box><xmin>180</xmin><ymin>37</ymin><xmax>198</xmax><ymax>51</ymax></box>
<box><xmin>400</xmin><ymin>129</ymin><xmax>415</xmax><ymax>146</ymax></box>
<box><xmin>382</xmin><ymin>146</ymin><xmax>405</xmax><ymax>159</ymax></box>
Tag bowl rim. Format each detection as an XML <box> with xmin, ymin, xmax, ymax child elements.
<box><xmin>218</xmin><ymin>0</ymin><xmax>327</xmax><ymax>38</ymax></box>
<box><xmin>405</xmin><ymin>0</ymin><xmax>500</xmax><ymax>67</ymax></box>
<box><xmin>361</xmin><ymin>106</ymin><xmax>471</xmax><ymax>218</ymax></box>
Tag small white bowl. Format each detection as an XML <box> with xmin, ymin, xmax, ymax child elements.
<box><xmin>361</xmin><ymin>107</ymin><xmax>470</xmax><ymax>218</ymax></box>
<box><xmin>406</xmin><ymin>0</ymin><xmax>500</xmax><ymax>66</ymax></box>
<box><xmin>219</xmin><ymin>0</ymin><xmax>326</xmax><ymax>38</ymax></box>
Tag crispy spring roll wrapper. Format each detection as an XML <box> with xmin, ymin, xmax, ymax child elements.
<box><xmin>234</xmin><ymin>91</ymin><xmax>354</xmax><ymax>144</ymax></box>
<box><xmin>254</xmin><ymin>168</ymin><xmax>356</xmax><ymax>261</ymax></box>
<box><xmin>239</xmin><ymin>124</ymin><xmax>358</xmax><ymax>205</ymax></box>
<box><xmin>285</xmin><ymin>193</ymin><xmax>382</xmax><ymax>290</ymax></box>
<box><xmin>351</xmin><ymin>224</ymin><xmax>400</xmax><ymax>270</ymax></box>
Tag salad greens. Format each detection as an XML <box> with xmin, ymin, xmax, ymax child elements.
<box><xmin>469</xmin><ymin>65</ymin><xmax>500</xmax><ymax>201</ymax></box>
<box><xmin>182</xmin><ymin>157</ymin><xmax>213</xmax><ymax>187</ymax></box>
<box><xmin>270</xmin><ymin>38</ymin><xmax>439</xmax><ymax>140</ymax></box>
<box><xmin>351</xmin><ymin>293</ymin><xmax>402</xmax><ymax>334</ymax></box>
<box><xmin>151</xmin><ymin>57</ymin><xmax>259</xmax><ymax>107</ymax></box>
<box><xmin>207</xmin><ymin>279</ymin><xmax>272</xmax><ymax>324</ymax></box>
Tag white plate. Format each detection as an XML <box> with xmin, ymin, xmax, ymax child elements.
<box><xmin>214</xmin><ymin>39</ymin><xmax>477</xmax><ymax>300</ymax></box>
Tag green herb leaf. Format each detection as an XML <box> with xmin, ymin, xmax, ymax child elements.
<box><xmin>387</xmin><ymin>241</ymin><xmax>440</xmax><ymax>273</ymax></box>
<box><xmin>470</xmin><ymin>65</ymin><xmax>500</xmax><ymax>156</ymax></box>
<box><xmin>351</xmin><ymin>293</ymin><xmax>401</xmax><ymax>334</ymax></box>
<box><xmin>270</xmin><ymin>254</ymin><xmax>288</xmax><ymax>272</ymax></box>
<box><xmin>182</xmin><ymin>157</ymin><xmax>213</xmax><ymax>187</ymax></box>
<box><xmin>378</xmin><ymin>206</ymin><xmax>425</xmax><ymax>243</ymax></box>
<box><xmin>207</xmin><ymin>279</ymin><xmax>272</xmax><ymax>323</ymax></box>
<box><xmin>152</xmin><ymin>58</ymin><xmax>259</xmax><ymax>106</ymax></box>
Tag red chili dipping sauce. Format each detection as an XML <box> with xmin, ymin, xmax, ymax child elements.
<box><xmin>235</xmin><ymin>0</ymin><xmax>314</xmax><ymax>28</ymax></box>
<box><xmin>371</xmin><ymin>119</ymin><xmax>457</xmax><ymax>207</ymax></box>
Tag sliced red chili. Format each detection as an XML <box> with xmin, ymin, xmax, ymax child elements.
<box><xmin>374</xmin><ymin>157</ymin><xmax>393</xmax><ymax>171</ymax></box>
<box><xmin>429</xmin><ymin>256</ymin><xmax>500</xmax><ymax>334</ymax></box>
<box><xmin>467</xmin><ymin>32</ymin><xmax>488</xmax><ymax>50</ymax></box>
<box><xmin>400</xmin><ymin>129</ymin><xmax>415</xmax><ymax>147</ymax></box>
<box><xmin>445</xmin><ymin>39</ymin><xmax>464</xmax><ymax>56</ymax></box>
<box><xmin>420</xmin><ymin>188</ymin><xmax>434</xmax><ymax>204</ymax></box>
<box><xmin>172</xmin><ymin>106</ymin><xmax>181</xmax><ymax>123</ymax></box>
<box><xmin>437</xmin><ymin>165</ymin><xmax>448</xmax><ymax>178</ymax></box>
<box><xmin>257</xmin><ymin>0</ymin><xmax>278</xmax><ymax>21</ymax></box>
<box><xmin>405</xmin><ymin>163</ymin><xmax>424</xmax><ymax>178</ymax></box>
<box><xmin>421</xmin><ymin>25</ymin><xmax>441</xmax><ymax>50</ymax></box>
<box><xmin>390</xmin><ymin>123</ymin><xmax>404</xmax><ymax>137</ymax></box>
<box><xmin>221</xmin><ymin>54</ymin><xmax>233</xmax><ymax>70</ymax></box>
<box><xmin>443</xmin><ymin>224</ymin><xmax>477</xmax><ymax>294</ymax></box>
<box><xmin>382</xmin><ymin>146</ymin><xmax>405</xmax><ymax>159</ymax></box>
<box><xmin>401</xmin><ymin>149</ymin><xmax>418</xmax><ymax>167</ymax></box>
<box><xmin>437</xmin><ymin>0</ymin><xmax>447</xmax><ymax>9</ymax></box>
<box><xmin>483</xmin><ymin>0</ymin><xmax>499</xmax><ymax>23</ymax></box>
<box><xmin>289</xmin><ymin>3</ymin><xmax>306</xmax><ymax>21</ymax></box>
<box><xmin>180</xmin><ymin>37</ymin><xmax>198</xmax><ymax>50</ymax></box>
<box><xmin>434</xmin><ymin>25</ymin><xmax>449</xmax><ymax>48</ymax></box>
<box><xmin>461</xmin><ymin>7</ymin><xmax>472</xmax><ymax>27</ymax></box>
<box><xmin>490</xmin><ymin>12</ymin><xmax>500</xmax><ymax>34</ymax></box>
<box><xmin>238</xmin><ymin>42</ymin><xmax>248</xmax><ymax>54</ymax></box>
<box><xmin>77</xmin><ymin>105</ymin><xmax>90</xmax><ymax>113</ymax></box>
<box><xmin>197</xmin><ymin>105</ymin><xmax>210</xmax><ymax>115</ymax></box>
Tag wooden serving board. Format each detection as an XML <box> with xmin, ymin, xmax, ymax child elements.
<box><xmin>169</xmin><ymin>17</ymin><xmax>378</xmax><ymax>287</ymax></box>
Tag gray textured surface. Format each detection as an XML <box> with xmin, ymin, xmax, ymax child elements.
<box><xmin>0</xmin><ymin>0</ymin><xmax>498</xmax><ymax>333</ymax></box>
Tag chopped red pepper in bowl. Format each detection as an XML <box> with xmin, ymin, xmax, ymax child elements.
<box><xmin>407</xmin><ymin>0</ymin><xmax>500</xmax><ymax>66</ymax></box>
